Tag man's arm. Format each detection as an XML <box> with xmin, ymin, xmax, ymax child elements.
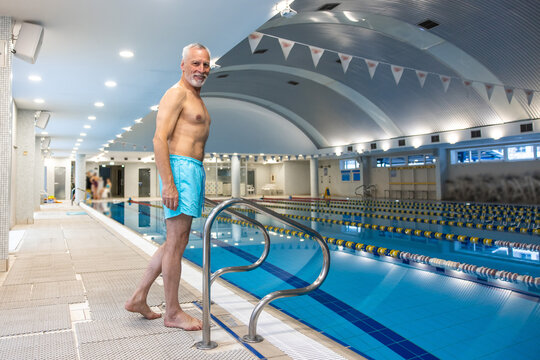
<box><xmin>153</xmin><ymin>86</ymin><xmax>186</xmax><ymax>211</ymax></box>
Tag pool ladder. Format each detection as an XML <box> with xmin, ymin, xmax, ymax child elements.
<box><xmin>196</xmin><ymin>198</ymin><xmax>331</xmax><ymax>350</ymax></box>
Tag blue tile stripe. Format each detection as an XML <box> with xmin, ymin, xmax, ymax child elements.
<box><xmin>192</xmin><ymin>301</ymin><xmax>266</xmax><ymax>359</ymax></box>
<box><xmin>211</xmin><ymin>237</ymin><xmax>439</xmax><ymax>360</ymax></box>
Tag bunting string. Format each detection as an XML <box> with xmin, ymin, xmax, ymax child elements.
<box><xmin>247</xmin><ymin>32</ymin><xmax>538</xmax><ymax>105</ymax></box>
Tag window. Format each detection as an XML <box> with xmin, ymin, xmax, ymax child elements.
<box><xmin>457</xmin><ymin>151</ymin><xmax>472</xmax><ymax>163</ymax></box>
<box><xmin>452</xmin><ymin>143</ymin><xmax>539</xmax><ymax>164</ymax></box>
<box><xmin>480</xmin><ymin>149</ymin><xmax>503</xmax><ymax>161</ymax></box>
<box><xmin>508</xmin><ymin>145</ymin><xmax>534</xmax><ymax>161</ymax></box>
<box><xmin>376</xmin><ymin>158</ymin><xmax>390</xmax><ymax>167</ymax></box>
<box><xmin>425</xmin><ymin>154</ymin><xmax>436</xmax><ymax>164</ymax></box>
<box><xmin>398</xmin><ymin>139</ymin><xmax>406</xmax><ymax>146</ymax></box>
<box><xmin>408</xmin><ymin>155</ymin><xmax>425</xmax><ymax>165</ymax></box>
<box><xmin>340</xmin><ymin>159</ymin><xmax>359</xmax><ymax>170</ymax></box>
<box><xmin>391</xmin><ymin>157</ymin><xmax>406</xmax><ymax>166</ymax></box>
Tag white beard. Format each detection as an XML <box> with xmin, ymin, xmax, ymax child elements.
<box><xmin>187</xmin><ymin>74</ymin><xmax>207</xmax><ymax>88</ymax></box>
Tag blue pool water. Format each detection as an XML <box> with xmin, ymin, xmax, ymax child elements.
<box><xmin>94</xmin><ymin>200</ymin><xmax>540</xmax><ymax>360</ymax></box>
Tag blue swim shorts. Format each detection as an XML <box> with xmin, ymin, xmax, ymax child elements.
<box><xmin>159</xmin><ymin>155</ymin><xmax>205</xmax><ymax>219</ymax></box>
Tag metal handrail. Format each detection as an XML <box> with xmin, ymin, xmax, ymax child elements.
<box><xmin>71</xmin><ymin>187</ymin><xmax>86</xmax><ymax>205</ymax></box>
<box><xmin>196</xmin><ymin>198</ymin><xmax>330</xmax><ymax>350</ymax></box>
<box><xmin>203</xmin><ymin>198</ymin><xmax>271</xmax><ymax>286</ymax></box>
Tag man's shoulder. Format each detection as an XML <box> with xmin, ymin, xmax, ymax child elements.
<box><xmin>163</xmin><ymin>83</ymin><xmax>188</xmax><ymax>104</ymax></box>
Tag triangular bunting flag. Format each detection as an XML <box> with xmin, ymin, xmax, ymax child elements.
<box><xmin>365</xmin><ymin>59</ymin><xmax>379</xmax><ymax>79</ymax></box>
<box><xmin>504</xmin><ymin>86</ymin><xmax>514</xmax><ymax>104</ymax></box>
<box><xmin>416</xmin><ymin>70</ymin><xmax>427</xmax><ymax>88</ymax></box>
<box><xmin>248</xmin><ymin>32</ymin><xmax>263</xmax><ymax>53</ymax></box>
<box><xmin>485</xmin><ymin>83</ymin><xmax>495</xmax><ymax>100</ymax></box>
<box><xmin>391</xmin><ymin>65</ymin><xmax>404</xmax><ymax>85</ymax></box>
<box><xmin>309</xmin><ymin>46</ymin><xmax>324</xmax><ymax>68</ymax></box>
<box><xmin>278</xmin><ymin>38</ymin><xmax>295</xmax><ymax>60</ymax></box>
<box><xmin>440</xmin><ymin>75</ymin><xmax>451</xmax><ymax>92</ymax></box>
<box><xmin>524</xmin><ymin>89</ymin><xmax>534</xmax><ymax>105</ymax></box>
<box><xmin>338</xmin><ymin>53</ymin><xmax>352</xmax><ymax>73</ymax></box>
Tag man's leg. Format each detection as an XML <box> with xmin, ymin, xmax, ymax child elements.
<box><xmin>125</xmin><ymin>246</ymin><xmax>164</xmax><ymax>319</ymax></box>
<box><xmin>162</xmin><ymin>213</ymin><xmax>202</xmax><ymax>330</ymax></box>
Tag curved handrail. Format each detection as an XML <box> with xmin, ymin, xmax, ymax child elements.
<box><xmin>196</xmin><ymin>198</ymin><xmax>330</xmax><ymax>349</ymax></box>
<box><xmin>203</xmin><ymin>198</ymin><xmax>271</xmax><ymax>285</ymax></box>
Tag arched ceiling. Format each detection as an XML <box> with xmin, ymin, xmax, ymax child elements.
<box><xmin>200</xmin><ymin>0</ymin><xmax>540</xmax><ymax>151</ymax></box>
<box><xmin>5</xmin><ymin>0</ymin><xmax>540</xmax><ymax>157</ymax></box>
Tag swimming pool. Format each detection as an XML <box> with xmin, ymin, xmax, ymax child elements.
<box><xmin>93</xmin><ymin>199</ymin><xmax>540</xmax><ymax>360</ymax></box>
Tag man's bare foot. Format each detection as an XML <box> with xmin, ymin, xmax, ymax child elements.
<box><xmin>125</xmin><ymin>298</ymin><xmax>162</xmax><ymax>320</ymax></box>
<box><xmin>164</xmin><ymin>310</ymin><xmax>203</xmax><ymax>330</ymax></box>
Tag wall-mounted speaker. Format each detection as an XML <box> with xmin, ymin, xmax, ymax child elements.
<box><xmin>35</xmin><ymin>111</ymin><xmax>50</xmax><ymax>129</ymax></box>
<box><xmin>14</xmin><ymin>22</ymin><xmax>44</xmax><ymax>64</ymax></box>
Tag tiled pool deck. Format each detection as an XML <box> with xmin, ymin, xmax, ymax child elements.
<box><xmin>0</xmin><ymin>202</ymin><xmax>360</xmax><ymax>360</ymax></box>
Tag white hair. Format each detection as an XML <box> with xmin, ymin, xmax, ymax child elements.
<box><xmin>182</xmin><ymin>43</ymin><xmax>211</xmax><ymax>60</ymax></box>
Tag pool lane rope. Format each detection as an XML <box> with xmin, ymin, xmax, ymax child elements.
<box><xmin>230</xmin><ymin>206</ymin><xmax>540</xmax><ymax>250</ymax></box>
<box><xmin>125</xmin><ymin>200</ymin><xmax>540</xmax><ymax>289</ymax></box>
<box><xmin>209</xmin><ymin>213</ymin><xmax>540</xmax><ymax>290</ymax></box>
<box><xmin>259</xmin><ymin>198</ymin><xmax>540</xmax><ymax>223</ymax></box>
<box><xmin>253</xmin><ymin>202</ymin><xmax>540</xmax><ymax>235</ymax></box>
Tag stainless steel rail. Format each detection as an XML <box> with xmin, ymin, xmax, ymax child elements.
<box><xmin>203</xmin><ymin>198</ymin><xmax>271</xmax><ymax>286</ymax></box>
<box><xmin>196</xmin><ymin>198</ymin><xmax>331</xmax><ymax>350</ymax></box>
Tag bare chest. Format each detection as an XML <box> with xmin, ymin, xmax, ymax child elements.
<box><xmin>180</xmin><ymin>96</ymin><xmax>210</xmax><ymax>126</ymax></box>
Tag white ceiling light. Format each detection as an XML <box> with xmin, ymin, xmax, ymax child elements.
<box><xmin>84</xmin><ymin>125</ymin><xmax>91</xmax><ymax>129</ymax></box>
<box><xmin>134</xmin><ymin>118</ymin><xmax>142</xmax><ymax>123</ymax></box>
<box><xmin>80</xmin><ymin>133</ymin><xmax>87</xmax><ymax>136</ymax></box>
<box><xmin>34</xmin><ymin>98</ymin><xmax>45</xmax><ymax>104</ymax></box>
<box><xmin>28</xmin><ymin>75</ymin><xmax>42</xmax><ymax>81</ymax></box>
<box><xmin>116</xmin><ymin>134</ymin><xmax>122</xmax><ymax>138</ymax></box>
<box><xmin>94</xmin><ymin>101</ymin><xmax>104</xmax><ymax>107</ymax></box>
<box><xmin>119</xmin><ymin>50</ymin><xmax>134</xmax><ymax>58</ymax></box>
<box><xmin>276</xmin><ymin>1</ymin><xmax>296</xmax><ymax>18</ymax></box>
<box><xmin>41</xmin><ymin>131</ymin><xmax>48</xmax><ymax>135</ymax></box>
<box><xmin>343</xmin><ymin>11</ymin><xmax>359</xmax><ymax>22</ymax></box>
<box><xmin>107</xmin><ymin>140</ymin><xmax>114</xmax><ymax>143</ymax></box>
<box><xmin>122</xmin><ymin>126</ymin><xmax>132</xmax><ymax>132</ymax></box>
<box><xmin>88</xmin><ymin>115</ymin><xmax>96</xmax><ymax>120</ymax></box>
<box><xmin>105</xmin><ymin>80</ymin><xmax>117</xmax><ymax>87</ymax></box>
<box><xmin>76</xmin><ymin>138</ymin><xmax>83</xmax><ymax>142</ymax></box>
<box><xmin>150</xmin><ymin>105</ymin><xmax>159</xmax><ymax>111</ymax></box>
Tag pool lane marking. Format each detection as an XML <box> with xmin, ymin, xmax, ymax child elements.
<box><xmin>196</xmin><ymin>231</ymin><xmax>439</xmax><ymax>360</ymax></box>
<box><xmin>192</xmin><ymin>302</ymin><xmax>265</xmax><ymax>359</ymax></box>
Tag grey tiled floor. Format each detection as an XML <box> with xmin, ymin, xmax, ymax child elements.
<box><xmin>0</xmin><ymin>203</ymin><xmax>257</xmax><ymax>360</ymax></box>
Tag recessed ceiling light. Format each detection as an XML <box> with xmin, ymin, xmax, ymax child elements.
<box><xmin>150</xmin><ymin>105</ymin><xmax>159</xmax><ymax>111</ymax></box>
<box><xmin>134</xmin><ymin>118</ymin><xmax>142</xmax><ymax>123</ymax></box>
<box><xmin>28</xmin><ymin>75</ymin><xmax>42</xmax><ymax>82</ymax></box>
<box><xmin>80</xmin><ymin>133</ymin><xmax>87</xmax><ymax>136</ymax></box>
<box><xmin>105</xmin><ymin>80</ymin><xmax>117</xmax><ymax>87</ymax></box>
<box><xmin>84</xmin><ymin>125</ymin><xmax>91</xmax><ymax>129</ymax></box>
<box><xmin>107</xmin><ymin>140</ymin><xmax>114</xmax><ymax>143</ymax></box>
<box><xmin>99</xmin><ymin>148</ymin><xmax>104</xmax><ymax>151</ymax></box>
<box><xmin>119</xmin><ymin>50</ymin><xmax>134</xmax><ymax>58</ymax></box>
<box><xmin>122</xmin><ymin>126</ymin><xmax>132</xmax><ymax>132</ymax></box>
<box><xmin>41</xmin><ymin>131</ymin><xmax>48</xmax><ymax>135</ymax></box>
<box><xmin>76</xmin><ymin>138</ymin><xmax>83</xmax><ymax>142</ymax></box>
<box><xmin>34</xmin><ymin>98</ymin><xmax>45</xmax><ymax>104</ymax></box>
<box><xmin>94</xmin><ymin>102</ymin><xmax>104</xmax><ymax>107</ymax></box>
<box><xmin>116</xmin><ymin>134</ymin><xmax>122</xmax><ymax>138</ymax></box>
<box><xmin>88</xmin><ymin>116</ymin><xmax>96</xmax><ymax>120</ymax></box>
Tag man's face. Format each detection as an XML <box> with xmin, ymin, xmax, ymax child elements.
<box><xmin>181</xmin><ymin>48</ymin><xmax>210</xmax><ymax>88</ymax></box>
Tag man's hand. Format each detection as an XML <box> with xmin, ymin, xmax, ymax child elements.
<box><xmin>162</xmin><ymin>183</ymin><xmax>179</xmax><ymax>210</ymax></box>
